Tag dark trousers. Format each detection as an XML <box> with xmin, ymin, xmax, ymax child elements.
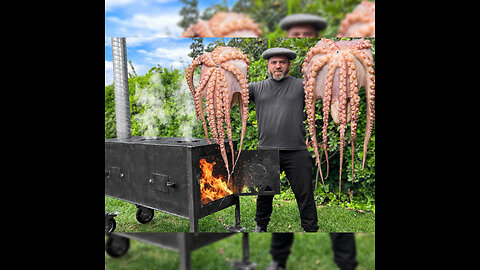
<box><xmin>255</xmin><ymin>149</ymin><xmax>319</xmax><ymax>232</ymax></box>
<box><xmin>270</xmin><ymin>233</ymin><xmax>358</xmax><ymax>270</ymax></box>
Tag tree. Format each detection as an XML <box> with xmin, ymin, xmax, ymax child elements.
<box><xmin>178</xmin><ymin>0</ymin><xmax>199</xmax><ymax>31</ymax></box>
<box><xmin>188</xmin><ymin>37</ymin><xmax>205</xmax><ymax>59</ymax></box>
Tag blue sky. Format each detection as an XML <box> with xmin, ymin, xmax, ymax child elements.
<box><xmin>105</xmin><ymin>0</ymin><xmax>237</xmax><ymax>86</ymax></box>
<box><xmin>105</xmin><ymin>37</ymin><xmax>231</xmax><ymax>86</ymax></box>
<box><xmin>105</xmin><ymin>0</ymin><xmax>238</xmax><ymax>38</ymax></box>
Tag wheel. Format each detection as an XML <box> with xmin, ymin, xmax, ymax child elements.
<box><xmin>105</xmin><ymin>235</ymin><xmax>130</xmax><ymax>258</ymax></box>
<box><xmin>136</xmin><ymin>206</ymin><xmax>154</xmax><ymax>224</ymax></box>
<box><xmin>105</xmin><ymin>217</ymin><xmax>116</xmax><ymax>234</ymax></box>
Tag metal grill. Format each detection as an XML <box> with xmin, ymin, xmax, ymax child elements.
<box><xmin>105</xmin><ymin>136</ymin><xmax>280</xmax><ymax>232</ymax></box>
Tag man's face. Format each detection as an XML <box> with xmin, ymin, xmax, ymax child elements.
<box><xmin>268</xmin><ymin>55</ymin><xmax>290</xmax><ymax>81</ymax></box>
<box><xmin>287</xmin><ymin>24</ymin><xmax>319</xmax><ymax>38</ymax></box>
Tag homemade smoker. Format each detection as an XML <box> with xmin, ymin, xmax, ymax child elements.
<box><xmin>105</xmin><ymin>136</ymin><xmax>280</xmax><ymax>232</ymax></box>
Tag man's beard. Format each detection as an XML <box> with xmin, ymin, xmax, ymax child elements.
<box><xmin>269</xmin><ymin>69</ymin><xmax>289</xmax><ymax>81</ymax></box>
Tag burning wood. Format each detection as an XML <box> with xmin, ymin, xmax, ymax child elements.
<box><xmin>199</xmin><ymin>158</ymin><xmax>233</xmax><ymax>205</ymax></box>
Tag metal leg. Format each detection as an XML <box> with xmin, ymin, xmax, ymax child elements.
<box><xmin>227</xmin><ymin>196</ymin><xmax>246</xmax><ymax>232</ymax></box>
<box><xmin>189</xmin><ymin>218</ymin><xmax>199</xmax><ymax>233</ymax></box>
<box><xmin>178</xmin><ymin>233</ymin><xmax>192</xmax><ymax>270</ymax></box>
<box><xmin>232</xmin><ymin>233</ymin><xmax>256</xmax><ymax>270</ymax></box>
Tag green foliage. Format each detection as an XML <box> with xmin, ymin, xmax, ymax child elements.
<box><xmin>178</xmin><ymin>0</ymin><xmax>199</xmax><ymax>30</ymax></box>
<box><xmin>105</xmin><ymin>67</ymin><xmax>205</xmax><ymax>140</ymax></box>
<box><xmin>184</xmin><ymin>0</ymin><xmax>369</xmax><ymax>37</ymax></box>
<box><xmin>189</xmin><ymin>37</ymin><xmax>205</xmax><ymax>59</ymax></box>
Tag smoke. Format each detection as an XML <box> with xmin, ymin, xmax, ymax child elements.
<box><xmin>174</xmin><ymin>76</ymin><xmax>198</xmax><ymax>141</ymax></box>
<box><xmin>134</xmin><ymin>70</ymin><xmax>200</xmax><ymax>139</ymax></box>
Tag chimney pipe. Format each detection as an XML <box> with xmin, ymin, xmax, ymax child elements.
<box><xmin>111</xmin><ymin>37</ymin><xmax>131</xmax><ymax>139</ymax></box>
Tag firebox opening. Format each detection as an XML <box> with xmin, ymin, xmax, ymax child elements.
<box><xmin>199</xmin><ymin>158</ymin><xmax>234</xmax><ymax>205</ymax></box>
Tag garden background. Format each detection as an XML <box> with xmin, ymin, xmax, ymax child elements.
<box><xmin>105</xmin><ymin>37</ymin><xmax>375</xmax><ymax>212</ymax></box>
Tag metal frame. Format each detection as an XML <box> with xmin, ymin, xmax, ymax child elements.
<box><xmin>105</xmin><ymin>137</ymin><xmax>280</xmax><ymax>232</ymax></box>
<box><xmin>105</xmin><ymin>233</ymin><xmax>255</xmax><ymax>270</ymax></box>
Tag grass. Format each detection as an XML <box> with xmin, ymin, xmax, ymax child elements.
<box><xmin>105</xmin><ymin>196</ymin><xmax>374</xmax><ymax>233</ymax></box>
<box><xmin>105</xmin><ymin>232</ymin><xmax>375</xmax><ymax>270</ymax></box>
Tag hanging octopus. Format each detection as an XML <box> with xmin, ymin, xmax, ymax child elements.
<box><xmin>337</xmin><ymin>1</ymin><xmax>375</xmax><ymax>37</ymax></box>
<box><xmin>302</xmin><ymin>38</ymin><xmax>375</xmax><ymax>197</ymax></box>
<box><xmin>181</xmin><ymin>12</ymin><xmax>262</xmax><ymax>37</ymax></box>
<box><xmin>185</xmin><ymin>46</ymin><xmax>250</xmax><ymax>182</ymax></box>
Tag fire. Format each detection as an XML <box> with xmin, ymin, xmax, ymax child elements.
<box><xmin>199</xmin><ymin>158</ymin><xmax>233</xmax><ymax>205</ymax></box>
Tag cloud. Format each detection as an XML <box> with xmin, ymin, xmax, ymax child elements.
<box><xmin>106</xmin><ymin>38</ymin><xmax>197</xmax><ymax>87</ymax></box>
<box><xmin>105</xmin><ymin>60</ymin><xmax>113</xmax><ymax>86</ymax></box>
<box><xmin>106</xmin><ymin>7</ymin><xmax>183</xmax><ymax>37</ymax></box>
<box><xmin>105</xmin><ymin>0</ymin><xmax>136</xmax><ymax>11</ymax></box>
<box><xmin>138</xmin><ymin>47</ymin><xmax>191</xmax><ymax>62</ymax></box>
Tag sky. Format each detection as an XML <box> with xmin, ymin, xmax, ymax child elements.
<box><xmin>105</xmin><ymin>37</ymin><xmax>231</xmax><ymax>86</ymax></box>
<box><xmin>105</xmin><ymin>0</ymin><xmax>238</xmax><ymax>38</ymax></box>
<box><xmin>105</xmin><ymin>0</ymin><xmax>236</xmax><ymax>86</ymax></box>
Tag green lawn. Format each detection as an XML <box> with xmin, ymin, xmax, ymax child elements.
<box><xmin>105</xmin><ymin>232</ymin><xmax>374</xmax><ymax>270</ymax></box>
<box><xmin>105</xmin><ymin>196</ymin><xmax>374</xmax><ymax>233</ymax></box>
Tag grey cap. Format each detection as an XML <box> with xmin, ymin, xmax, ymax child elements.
<box><xmin>262</xmin><ymin>47</ymin><xmax>297</xmax><ymax>60</ymax></box>
<box><xmin>279</xmin><ymin>13</ymin><xmax>327</xmax><ymax>31</ymax></box>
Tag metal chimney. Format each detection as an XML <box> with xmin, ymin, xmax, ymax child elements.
<box><xmin>111</xmin><ymin>37</ymin><xmax>131</xmax><ymax>139</ymax></box>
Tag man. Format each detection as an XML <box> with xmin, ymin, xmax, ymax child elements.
<box><xmin>267</xmin><ymin>233</ymin><xmax>359</xmax><ymax>270</ymax></box>
<box><xmin>279</xmin><ymin>13</ymin><xmax>327</xmax><ymax>37</ymax></box>
<box><xmin>248</xmin><ymin>47</ymin><xmax>319</xmax><ymax>233</ymax></box>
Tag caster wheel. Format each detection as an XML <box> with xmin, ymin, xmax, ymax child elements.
<box><xmin>105</xmin><ymin>235</ymin><xmax>130</xmax><ymax>258</ymax></box>
<box><xmin>136</xmin><ymin>206</ymin><xmax>154</xmax><ymax>224</ymax></box>
<box><xmin>105</xmin><ymin>217</ymin><xmax>117</xmax><ymax>234</ymax></box>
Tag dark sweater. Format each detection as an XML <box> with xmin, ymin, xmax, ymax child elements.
<box><xmin>248</xmin><ymin>76</ymin><xmax>307</xmax><ymax>150</ymax></box>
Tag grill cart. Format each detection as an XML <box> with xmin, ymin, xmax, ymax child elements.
<box><xmin>105</xmin><ymin>137</ymin><xmax>280</xmax><ymax>232</ymax></box>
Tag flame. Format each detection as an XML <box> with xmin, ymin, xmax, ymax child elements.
<box><xmin>199</xmin><ymin>158</ymin><xmax>233</xmax><ymax>205</ymax></box>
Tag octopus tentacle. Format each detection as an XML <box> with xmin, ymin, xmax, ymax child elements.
<box><xmin>186</xmin><ymin>46</ymin><xmax>250</xmax><ymax>188</ymax></box>
<box><xmin>345</xmin><ymin>53</ymin><xmax>360</xmax><ymax>180</ymax></box>
<box><xmin>302</xmin><ymin>38</ymin><xmax>375</xmax><ymax>201</ymax></box>
<box><xmin>349</xmin><ymin>44</ymin><xmax>375</xmax><ymax>169</ymax></box>
<box><xmin>237</xmin><ymin>71</ymin><xmax>249</xmax><ymax>167</ymax></box>
<box><xmin>303</xmin><ymin>54</ymin><xmax>330</xmax><ymax>191</ymax></box>
<box><xmin>219</xmin><ymin>61</ymin><xmax>249</xmax><ymax>167</ymax></box>
<box><xmin>219</xmin><ymin>50</ymin><xmax>249</xmax><ymax>64</ymax></box>
<box><xmin>321</xmin><ymin>58</ymin><xmax>338</xmax><ymax>180</ymax></box>
<box><xmin>186</xmin><ymin>58</ymin><xmax>202</xmax><ymax>97</ymax></box>
<box><xmin>213</xmin><ymin>67</ymin><xmax>231</xmax><ymax>179</ymax></box>
<box><xmin>200</xmin><ymin>53</ymin><xmax>216</xmax><ymax>68</ymax></box>
<box><xmin>194</xmin><ymin>67</ymin><xmax>215</xmax><ymax>144</ymax></box>
<box><xmin>363</xmin><ymin>60</ymin><xmax>375</xmax><ymax>170</ymax></box>
<box><xmin>205</xmin><ymin>69</ymin><xmax>219</xmax><ymax>145</ymax></box>
<box><xmin>181</xmin><ymin>12</ymin><xmax>262</xmax><ymax>37</ymax></box>
<box><xmin>219</xmin><ymin>68</ymin><xmax>235</xmax><ymax>165</ymax></box>
<box><xmin>337</xmin><ymin>1</ymin><xmax>375</xmax><ymax>37</ymax></box>
<box><xmin>337</xmin><ymin>54</ymin><xmax>349</xmax><ymax>198</ymax></box>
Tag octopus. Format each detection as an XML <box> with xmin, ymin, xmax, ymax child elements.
<box><xmin>181</xmin><ymin>12</ymin><xmax>262</xmax><ymax>37</ymax></box>
<box><xmin>337</xmin><ymin>1</ymin><xmax>375</xmax><ymax>37</ymax></box>
<box><xmin>185</xmin><ymin>46</ymin><xmax>250</xmax><ymax>182</ymax></box>
<box><xmin>302</xmin><ymin>38</ymin><xmax>375</xmax><ymax>197</ymax></box>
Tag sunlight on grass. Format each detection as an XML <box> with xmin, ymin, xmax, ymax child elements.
<box><xmin>105</xmin><ymin>233</ymin><xmax>375</xmax><ymax>270</ymax></box>
<box><xmin>105</xmin><ymin>196</ymin><xmax>374</xmax><ymax>233</ymax></box>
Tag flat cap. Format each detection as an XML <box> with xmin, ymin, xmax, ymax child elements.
<box><xmin>262</xmin><ymin>47</ymin><xmax>297</xmax><ymax>60</ymax></box>
<box><xmin>279</xmin><ymin>13</ymin><xmax>327</xmax><ymax>31</ymax></box>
